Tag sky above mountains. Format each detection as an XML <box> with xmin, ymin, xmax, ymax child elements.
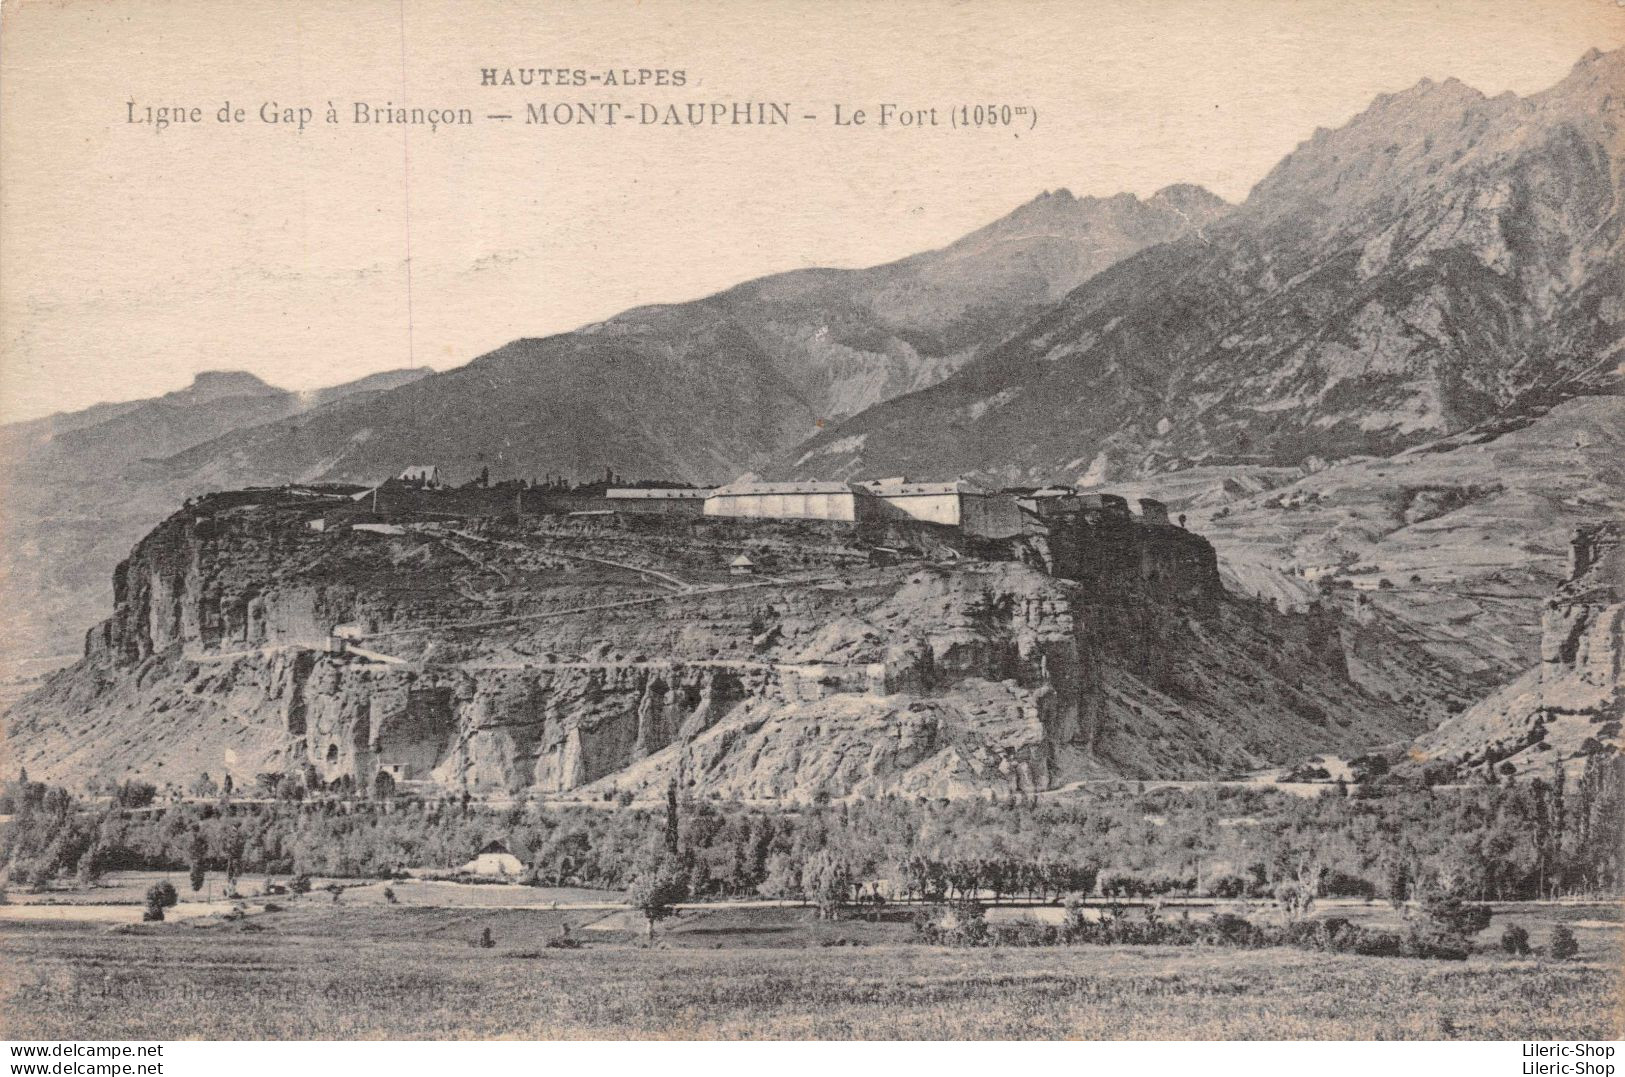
<box><xmin>3</xmin><ymin>0</ymin><xmax>1621</xmax><ymax>423</ymax></box>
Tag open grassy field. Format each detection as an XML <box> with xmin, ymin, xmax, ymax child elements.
<box><xmin>1</xmin><ymin>897</ymin><xmax>1618</xmax><ymax>1040</ymax></box>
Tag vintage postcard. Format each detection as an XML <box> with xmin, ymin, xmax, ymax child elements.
<box><xmin>0</xmin><ymin>0</ymin><xmax>1621</xmax><ymax>1053</ymax></box>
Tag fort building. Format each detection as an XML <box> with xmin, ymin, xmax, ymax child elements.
<box><xmin>704</xmin><ymin>480</ymin><xmax>876</xmax><ymax>522</ymax></box>
<box><xmin>606</xmin><ymin>486</ymin><xmax>713</xmax><ymax>500</ymax></box>
<box><xmin>309</xmin><ymin>461</ymin><xmax>1181</xmax><ymax>551</ymax></box>
<box><xmin>1137</xmin><ymin>498</ymin><xmax>1171</xmax><ymax>526</ymax></box>
<box><xmin>860</xmin><ymin>477</ymin><xmax>991</xmax><ymax>527</ymax></box>
<box><xmin>1012</xmin><ymin>487</ymin><xmax>1082</xmax><ymax>519</ymax></box>
<box><xmin>1076</xmin><ymin>492</ymin><xmax>1134</xmax><ymax>522</ymax></box>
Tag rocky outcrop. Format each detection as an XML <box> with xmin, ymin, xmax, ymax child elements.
<box><xmin>1412</xmin><ymin>523</ymin><xmax>1622</xmax><ymax>777</ymax></box>
<box><xmin>7</xmin><ymin>491</ymin><xmax>1425</xmax><ymax>797</ymax></box>
<box><xmin>1541</xmin><ymin>524</ymin><xmax>1624</xmax><ymax>716</ymax></box>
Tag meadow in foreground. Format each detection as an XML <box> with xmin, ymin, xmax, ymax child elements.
<box><xmin>1</xmin><ymin>904</ymin><xmax>1617</xmax><ymax>1040</ymax></box>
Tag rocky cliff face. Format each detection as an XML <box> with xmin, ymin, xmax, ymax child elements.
<box><xmin>1543</xmin><ymin>524</ymin><xmax>1625</xmax><ymax>713</ymax></box>
<box><xmin>1411</xmin><ymin>522</ymin><xmax>1622</xmax><ymax>778</ymax></box>
<box><xmin>4</xmin><ymin>489</ymin><xmax>1425</xmax><ymax>797</ymax></box>
<box><xmin>1523</xmin><ymin>523</ymin><xmax>1625</xmax><ymax>761</ymax></box>
<box><xmin>0</xmin><ymin>367</ymin><xmax>432</xmax><ymax>674</ymax></box>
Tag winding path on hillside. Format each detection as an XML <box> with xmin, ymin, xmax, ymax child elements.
<box><xmin>182</xmin><ymin>567</ymin><xmax>842</xmax><ymax>657</ymax></box>
<box><xmin>449</xmin><ymin>528</ymin><xmax>692</xmax><ymax>592</ymax></box>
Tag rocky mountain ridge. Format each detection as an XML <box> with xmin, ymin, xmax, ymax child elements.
<box><xmin>785</xmin><ymin>48</ymin><xmax>1623</xmax><ymax>483</ymax></box>
<box><xmin>133</xmin><ymin>183</ymin><xmax>1232</xmax><ymax>496</ymax></box>
<box><xmin>4</xmin><ymin>49</ymin><xmax>1619</xmax><ymax>800</ymax></box>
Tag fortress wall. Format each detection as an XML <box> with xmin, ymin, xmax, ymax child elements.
<box><xmin>872</xmin><ymin>492</ymin><xmax>963</xmax><ymax>526</ymax></box>
<box><xmin>706</xmin><ymin>491</ymin><xmax>865</xmax><ymax>522</ymax></box>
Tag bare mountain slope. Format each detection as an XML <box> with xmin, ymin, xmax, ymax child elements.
<box><xmin>1092</xmin><ymin>396</ymin><xmax>1624</xmax><ymax>688</ymax></box>
<box><xmin>785</xmin><ymin>49</ymin><xmax>1624</xmax><ymax>484</ymax></box>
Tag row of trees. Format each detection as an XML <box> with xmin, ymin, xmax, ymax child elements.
<box><xmin>922</xmin><ymin>886</ymin><xmax>1506</xmax><ymax>961</ymax></box>
<box><xmin>4</xmin><ymin>755</ymin><xmax>1622</xmax><ymax>913</ymax></box>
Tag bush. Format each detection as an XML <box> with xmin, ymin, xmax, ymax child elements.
<box><xmin>1290</xmin><ymin>917</ymin><xmax>1406</xmax><ymax>956</ymax></box>
<box><xmin>288</xmin><ymin>873</ymin><xmax>312</xmax><ymax>895</ymax></box>
<box><xmin>114</xmin><ymin>781</ymin><xmax>158</xmax><ymax>808</ymax></box>
<box><xmin>13</xmin><ymin>860</ymin><xmax>52</xmax><ymax>893</ymax></box>
<box><xmin>988</xmin><ymin>918</ymin><xmax>1059</xmax><ymax>947</ymax></box>
<box><xmin>1402</xmin><ymin>924</ymin><xmax>1471</xmax><ymax>961</ymax></box>
<box><xmin>934</xmin><ymin>902</ymin><xmax>1472</xmax><ymax>963</ymax></box>
<box><xmin>1320</xmin><ymin>870</ymin><xmax>1376</xmax><ymax>899</ymax></box>
<box><xmin>1200</xmin><ymin>912</ymin><xmax>1270</xmax><ymax>948</ymax></box>
<box><xmin>1419</xmin><ymin>891</ymin><xmax>1492</xmax><ymax>938</ymax></box>
<box><xmin>1348</xmin><ymin>929</ymin><xmax>1404</xmax><ymax>957</ymax></box>
<box><xmin>1549</xmin><ymin>925</ymin><xmax>1579</xmax><ymax>961</ymax></box>
<box><xmin>1501</xmin><ymin>924</ymin><xmax>1531</xmax><ymax>956</ymax></box>
<box><xmin>1285</xmin><ymin>916</ymin><xmax>1359</xmax><ymax>952</ymax></box>
<box><xmin>145</xmin><ymin>881</ymin><xmax>178</xmax><ymax>910</ymax></box>
<box><xmin>923</xmin><ymin>900</ymin><xmax>988</xmax><ymax>945</ymax></box>
<box><xmin>1205</xmin><ymin>873</ymin><xmax>1248</xmax><ymax>899</ymax></box>
<box><xmin>1060</xmin><ymin>895</ymin><xmax>1091</xmax><ymax>937</ymax></box>
<box><xmin>1059</xmin><ymin>904</ymin><xmax>1204</xmax><ymax>947</ymax></box>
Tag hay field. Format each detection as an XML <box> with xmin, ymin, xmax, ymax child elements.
<box><xmin>1</xmin><ymin>898</ymin><xmax>1617</xmax><ymax>1040</ymax></box>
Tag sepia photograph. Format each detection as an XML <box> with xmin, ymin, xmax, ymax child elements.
<box><xmin>0</xmin><ymin>0</ymin><xmax>1621</xmax><ymax>1055</ymax></box>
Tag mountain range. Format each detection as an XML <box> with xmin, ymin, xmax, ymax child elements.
<box><xmin>787</xmin><ymin>48</ymin><xmax>1622</xmax><ymax>484</ymax></box>
<box><xmin>137</xmin><ymin>181</ymin><xmax>1231</xmax><ymax>491</ymax></box>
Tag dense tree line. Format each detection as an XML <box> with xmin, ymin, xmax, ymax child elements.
<box><xmin>3</xmin><ymin>754</ymin><xmax>1621</xmax><ymax>908</ymax></box>
<box><xmin>923</xmin><ymin>887</ymin><xmax>1511</xmax><ymax>962</ymax></box>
